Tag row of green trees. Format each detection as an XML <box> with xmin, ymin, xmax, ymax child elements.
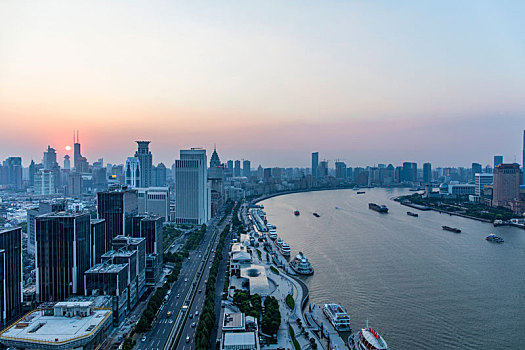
<box><xmin>261</xmin><ymin>296</ymin><xmax>281</xmax><ymax>336</ymax></box>
<box><xmin>194</xmin><ymin>221</ymin><xmax>233</xmax><ymax>350</ymax></box>
<box><xmin>233</xmin><ymin>290</ymin><xmax>262</xmax><ymax>318</ymax></box>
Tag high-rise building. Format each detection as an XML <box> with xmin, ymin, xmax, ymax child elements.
<box><xmin>73</xmin><ymin>130</ymin><xmax>82</xmax><ymax>171</ymax></box>
<box><xmin>34</xmin><ymin>169</ymin><xmax>55</xmax><ymax>195</ymax></box>
<box><xmin>492</xmin><ymin>163</ymin><xmax>521</xmax><ymax>207</ymax></box>
<box><xmin>335</xmin><ymin>161</ymin><xmax>347</xmax><ymax>179</ymax></box>
<box><xmin>318</xmin><ymin>161</ymin><xmax>328</xmax><ymax>178</ymax></box>
<box><xmin>43</xmin><ymin>146</ymin><xmax>58</xmax><ymax>171</ymax></box>
<box><xmin>471</xmin><ymin>163</ymin><xmax>482</xmax><ymax>182</ymax></box>
<box><xmin>125</xmin><ymin>157</ymin><xmax>141</xmax><ymax>188</ymax></box>
<box><xmin>423</xmin><ymin>163</ymin><xmax>432</xmax><ymax>184</ymax></box>
<box><xmin>3</xmin><ymin>157</ymin><xmax>23</xmax><ymax>190</ymax></box>
<box><xmin>137</xmin><ymin>187</ymin><xmax>170</xmax><ymax>222</ymax></box>
<box><xmin>97</xmin><ymin>187</ymin><xmax>138</xmax><ymax>246</ymax></box>
<box><xmin>210</xmin><ymin>147</ymin><xmax>221</xmax><ymax>168</ymax></box>
<box><xmin>29</xmin><ymin>160</ymin><xmax>36</xmax><ymax>187</ymax></box>
<box><xmin>494</xmin><ymin>155</ymin><xmax>503</xmax><ymax>168</ymax></box>
<box><xmin>234</xmin><ymin>160</ymin><xmax>241</xmax><ymax>177</ymax></box>
<box><xmin>311</xmin><ymin>152</ymin><xmax>319</xmax><ymax>178</ymax></box>
<box><xmin>63</xmin><ymin>155</ymin><xmax>70</xmax><ymax>170</ymax></box>
<box><xmin>175</xmin><ymin>148</ymin><xmax>210</xmax><ymax>225</ymax></box>
<box><xmin>475</xmin><ymin>173</ymin><xmax>493</xmax><ymax>196</ymax></box>
<box><xmin>35</xmin><ymin>212</ymin><xmax>91</xmax><ymax>302</ymax></box>
<box><xmin>90</xmin><ymin>219</ymin><xmax>107</xmax><ymax>266</ymax></box>
<box><xmin>67</xmin><ymin>172</ymin><xmax>82</xmax><ymax>196</ymax></box>
<box><xmin>155</xmin><ymin>163</ymin><xmax>167</xmax><ymax>186</ymax></box>
<box><xmin>0</xmin><ymin>227</ymin><xmax>23</xmax><ymax>328</ymax></box>
<box><xmin>227</xmin><ymin>160</ymin><xmax>233</xmax><ymax>170</ymax></box>
<box><xmin>242</xmin><ymin>160</ymin><xmax>251</xmax><ymax>178</ymax></box>
<box><xmin>135</xmin><ymin>141</ymin><xmax>152</xmax><ymax>188</ymax></box>
<box><xmin>26</xmin><ymin>199</ymin><xmax>67</xmax><ymax>255</ymax></box>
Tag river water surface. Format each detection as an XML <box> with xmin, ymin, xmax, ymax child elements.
<box><xmin>261</xmin><ymin>188</ymin><xmax>525</xmax><ymax>349</ymax></box>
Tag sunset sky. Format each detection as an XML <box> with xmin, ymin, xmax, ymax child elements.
<box><xmin>1</xmin><ymin>1</ymin><xmax>524</xmax><ymax>167</ymax></box>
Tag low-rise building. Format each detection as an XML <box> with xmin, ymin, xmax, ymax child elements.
<box><xmin>0</xmin><ymin>301</ymin><xmax>112</xmax><ymax>350</ymax></box>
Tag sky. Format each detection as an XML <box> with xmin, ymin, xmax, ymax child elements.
<box><xmin>1</xmin><ymin>0</ymin><xmax>524</xmax><ymax>168</ymax></box>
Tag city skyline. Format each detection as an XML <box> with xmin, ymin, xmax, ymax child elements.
<box><xmin>1</xmin><ymin>1</ymin><xmax>524</xmax><ymax>167</ymax></box>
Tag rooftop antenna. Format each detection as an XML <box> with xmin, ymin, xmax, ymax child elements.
<box><xmin>77</xmin><ymin>130</ymin><xmax>79</xmax><ymax>143</ymax></box>
<box><xmin>73</xmin><ymin>130</ymin><xmax>75</xmax><ymax>144</ymax></box>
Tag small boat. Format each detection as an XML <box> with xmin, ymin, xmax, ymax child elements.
<box><xmin>323</xmin><ymin>304</ymin><xmax>351</xmax><ymax>331</ymax></box>
<box><xmin>442</xmin><ymin>226</ymin><xmax>461</xmax><ymax>233</ymax></box>
<box><xmin>493</xmin><ymin>220</ymin><xmax>505</xmax><ymax>227</ymax></box>
<box><xmin>369</xmin><ymin>203</ymin><xmax>388</xmax><ymax>213</ymax></box>
<box><xmin>486</xmin><ymin>234</ymin><xmax>504</xmax><ymax>243</ymax></box>
<box><xmin>348</xmin><ymin>321</ymin><xmax>389</xmax><ymax>350</ymax></box>
<box><xmin>290</xmin><ymin>252</ymin><xmax>314</xmax><ymax>275</ymax></box>
<box><xmin>357</xmin><ymin>191</ymin><xmax>366</xmax><ymax>194</ymax></box>
<box><xmin>407</xmin><ymin>211</ymin><xmax>418</xmax><ymax>217</ymax></box>
<box><xmin>294</xmin><ymin>210</ymin><xmax>300</xmax><ymax>216</ymax></box>
<box><xmin>313</xmin><ymin>212</ymin><xmax>320</xmax><ymax>217</ymax></box>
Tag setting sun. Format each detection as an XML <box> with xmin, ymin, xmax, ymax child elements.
<box><xmin>65</xmin><ymin>145</ymin><xmax>72</xmax><ymax>151</ymax></box>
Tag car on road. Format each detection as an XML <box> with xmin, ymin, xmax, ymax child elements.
<box><xmin>184</xmin><ymin>278</ymin><xmax>188</xmax><ymax>282</ymax></box>
<box><xmin>176</xmin><ymin>294</ymin><xmax>180</xmax><ymax>298</ymax></box>
<box><xmin>166</xmin><ymin>311</ymin><xmax>172</xmax><ymax>318</ymax></box>
<box><xmin>186</xmin><ymin>336</ymin><xmax>191</xmax><ymax>343</ymax></box>
<box><xmin>189</xmin><ymin>313</ymin><xmax>193</xmax><ymax>319</ymax></box>
<box><xmin>198</xmin><ymin>289</ymin><xmax>202</xmax><ymax>294</ymax></box>
<box><xmin>141</xmin><ymin>336</ymin><xmax>146</xmax><ymax>342</ymax></box>
<box><xmin>191</xmin><ymin>322</ymin><xmax>196</xmax><ymax>328</ymax></box>
<box><xmin>195</xmin><ymin>311</ymin><xmax>199</xmax><ymax>316</ymax></box>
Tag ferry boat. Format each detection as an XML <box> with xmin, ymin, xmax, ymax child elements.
<box><xmin>275</xmin><ymin>238</ymin><xmax>283</xmax><ymax>248</ymax></box>
<box><xmin>289</xmin><ymin>252</ymin><xmax>314</xmax><ymax>275</ymax></box>
<box><xmin>294</xmin><ymin>210</ymin><xmax>300</xmax><ymax>216</ymax></box>
<box><xmin>486</xmin><ymin>234</ymin><xmax>504</xmax><ymax>243</ymax></box>
<box><xmin>322</xmin><ymin>303</ymin><xmax>351</xmax><ymax>332</ymax></box>
<box><xmin>368</xmin><ymin>203</ymin><xmax>388</xmax><ymax>213</ymax></box>
<box><xmin>407</xmin><ymin>211</ymin><xmax>418</xmax><ymax>217</ymax></box>
<box><xmin>313</xmin><ymin>212</ymin><xmax>321</xmax><ymax>217</ymax></box>
<box><xmin>279</xmin><ymin>242</ymin><xmax>291</xmax><ymax>256</ymax></box>
<box><xmin>493</xmin><ymin>219</ymin><xmax>505</xmax><ymax>227</ymax></box>
<box><xmin>442</xmin><ymin>226</ymin><xmax>461</xmax><ymax>233</ymax></box>
<box><xmin>348</xmin><ymin>322</ymin><xmax>389</xmax><ymax>350</ymax></box>
<box><xmin>268</xmin><ymin>229</ymin><xmax>278</xmax><ymax>240</ymax></box>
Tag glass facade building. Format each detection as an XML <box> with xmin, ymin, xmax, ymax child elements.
<box><xmin>0</xmin><ymin>227</ymin><xmax>22</xmax><ymax>329</ymax></box>
<box><xmin>97</xmin><ymin>188</ymin><xmax>138</xmax><ymax>248</ymax></box>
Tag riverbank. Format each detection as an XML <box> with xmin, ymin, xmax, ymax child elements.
<box><xmin>396</xmin><ymin>199</ymin><xmax>493</xmax><ymax>223</ymax></box>
<box><xmin>252</xmin><ymin>186</ymin><xmax>364</xmax><ymax>205</ymax></box>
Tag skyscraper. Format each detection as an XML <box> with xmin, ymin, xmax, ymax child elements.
<box><xmin>0</xmin><ymin>227</ymin><xmax>22</xmax><ymax>328</ymax></box>
<box><xmin>34</xmin><ymin>169</ymin><xmax>55</xmax><ymax>195</ymax></box>
<box><xmin>423</xmin><ymin>163</ymin><xmax>432</xmax><ymax>184</ymax></box>
<box><xmin>210</xmin><ymin>147</ymin><xmax>221</xmax><ymax>168</ymax></box>
<box><xmin>492</xmin><ymin>163</ymin><xmax>520</xmax><ymax>207</ymax></box>
<box><xmin>63</xmin><ymin>155</ymin><xmax>70</xmax><ymax>170</ymax></box>
<box><xmin>242</xmin><ymin>160</ymin><xmax>251</xmax><ymax>178</ymax></box>
<box><xmin>97</xmin><ymin>187</ymin><xmax>139</xmax><ymax>247</ymax></box>
<box><xmin>3</xmin><ymin>157</ymin><xmax>22</xmax><ymax>190</ymax></box>
<box><xmin>175</xmin><ymin>148</ymin><xmax>210</xmax><ymax>224</ymax></box>
<box><xmin>35</xmin><ymin>212</ymin><xmax>91</xmax><ymax>302</ymax></box>
<box><xmin>335</xmin><ymin>161</ymin><xmax>347</xmax><ymax>179</ymax></box>
<box><xmin>494</xmin><ymin>155</ymin><xmax>503</xmax><ymax>168</ymax></box>
<box><xmin>471</xmin><ymin>163</ymin><xmax>482</xmax><ymax>181</ymax></box>
<box><xmin>135</xmin><ymin>141</ymin><xmax>152</xmax><ymax>188</ymax></box>
<box><xmin>125</xmin><ymin>157</ymin><xmax>141</xmax><ymax>188</ymax></box>
<box><xmin>43</xmin><ymin>145</ymin><xmax>58</xmax><ymax>171</ymax></box>
<box><xmin>73</xmin><ymin>130</ymin><xmax>82</xmax><ymax>170</ymax></box>
<box><xmin>234</xmin><ymin>160</ymin><xmax>241</xmax><ymax>177</ymax></box>
<box><xmin>311</xmin><ymin>152</ymin><xmax>319</xmax><ymax>178</ymax></box>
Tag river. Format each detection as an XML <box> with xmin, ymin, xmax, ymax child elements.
<box><xmin>261</xmin><ymin>188</ymin><xmax>525</xmax><ymax>349</ymax></box>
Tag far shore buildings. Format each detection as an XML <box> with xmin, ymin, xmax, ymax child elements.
<box><xmin>492</xmin><ymin>163</ymin><xmax>523</xmax><ymax>212</ymax></box>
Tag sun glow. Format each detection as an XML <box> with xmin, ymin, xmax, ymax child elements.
<box><xmin>65</xmin><ymin>145</ymin><xmax>72</xmax><ymax>151</ymax></box>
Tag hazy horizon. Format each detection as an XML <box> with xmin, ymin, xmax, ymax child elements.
<box><xmin>1</xmin><ymin>1</ymin><xmax>524</xmax><ymax>167</ymax></box>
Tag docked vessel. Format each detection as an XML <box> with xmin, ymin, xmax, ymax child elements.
<box><xmin>486</xmin><ymin>234</ymin><xmax>504</xmax><ymax>243</ymax></box>
<box><xmin>348</xmin><ymin>322</ymin><xmax>389</xmax><ymax>350</ymax></box>
<box><xmin>407</xmin><ymin>211</ymin><xmax>418</xmax><ymax>217</ymax></box>
<box><xmin>493</xmin><ymin>219</ymin><xmax>505</xmax><ymax>227</ymax></box>
<box><xmin>368</xmin><ymin>203</ymin><xmax>388</xmax><ymax>213</ymax></box>
<box><xmin>356</xmin><ymin>191</ymin><xmax>366</xmax><ymax>194</ymax></box>
<box><xmin>290</xmin><ymin>252</ymin><xmax>314</xmax><ymax>275</ymax></box>
<box><xmin>294</xmin><ymin>210</ymin><xmax>300</xmax><ymax>216</ymax></box>
<box><xmin>279</xmin><ymin>242</ymin><xmax>291</xmax><ymax>256</ymax></box>
<box><xmin>275</xmin><ymin>237</ymin><xmax>283</xmax><ymax>248</ymax></box>
<box><xmin>268</xmin><ymin>229</ymin><xmax>277</xmax><ymax>240</ymax></box>
<box><xmin>442</xmin><ymin>226</ymin><xmax>461</xmax><ymax>233</ymax></box>
<box><xmin>313</xmin><ymin>212</ymin><xmax>321</xmax><ymax>217</ymax></box>
<box><xmin>322</xmin><ymin>303</ymin><xmax>351</xmax><ymax>332</ymax></box>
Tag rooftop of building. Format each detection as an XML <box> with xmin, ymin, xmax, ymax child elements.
<box><xmin>90</xmin><ymin>218</ymin><xmax>105</xmax><ymax>224</ymax></box>
<box><xmin>0</xmin><ymin>306</ymin><xmax>111</xmax><ymax>345</ymax></box>
<box><xmin>240</xmin><ymin>264</ymin><xmax>270</xmax><ymax>296</ymax></box>
<box><xmin>102</xmin><ymin>249</ymin><xmax>136</xmax><ymax>258</ymax></box>
<box><xmin>0</xmin><ymin>226</ymin><xmax>20</xmax><ymax>234</ymax></box>
<box><xmin>37</xmin><ymin>211</ymin><xmax>89</xmax><ymax>218</ymax></box>
<box><xmin>113</xmin><ymin>235</ymin><xmax>146</xmax><ymax>245</ymax></box>
<box><xmin>223</xmin><ymin>312</ymin><xmax>245</xmax><ymax>330</ymax></box>
<box><xmin>86</xmin><ymin>263</ymin><xmax>128</xmax><ymax>274</ymax></box>
<box><xmin>222</xmin><ymin>332</ymin><xmax>256</xmax><ymax>347</ymax></box>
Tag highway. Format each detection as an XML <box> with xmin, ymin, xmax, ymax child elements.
<box><xmin>136</xmin><ymin>214</ymin><xmax>230</xmax><ymax>350</ymax></box>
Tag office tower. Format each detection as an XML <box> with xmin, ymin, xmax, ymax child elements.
<box><xmin>227</xmin><ymin>160</ymin><xmax>234</xmax><ymax>170</ymax></box>
<box><xmin>135</xmin><ymin>141</ymin><xmax>152</xmax><ymax>188</ymax></box>
<box><xmin>90</xmin><ymin>219</ymin><xmax>107</xmax><ymax>266</ymax></box>
<box><xmin>92</xmin><ymin>167</ymin><xmax>107</xmax><ymax>192</ymax></box>
<box><xmin>335</xmin><ymin>161</ymin><xmax>347</xmax><ymax>179</ymax></box>
<box><xmin>0</xmin><ymin>227</ymin><xmax>23</xmax><ymax>328</ymax></box>
<box><xmin>97</xmin><ymin>187</ymin><xmax>138</xmax><ymax>247</ymax></box>
<box><xmin>43</xmin><ymin>146</ymin><xmax>58</xmax><ymax>170</ymax></box>
<box><xmin>523</xmin><ymin>130</ymin><xmax>525</xmax><ymax>185</ymax></box>
<box><xmin>210</xmin><ymin>147</ymin><xmax>221</xmax><ymax>167</ymax></box>
<box><xmin>73</xmin><ymin>130</ymin><xmax>82</xmax><ymax>170</ymax></box>
<box><xmin>175</xmin><ymin>148</ymin><xmax>210</xmax><ymax>225</ymax></box>
<box><xmin>494</xmin><ymin>155</ymin><xmax>503</xmax><ymax>168</ymax></box>
<box><xmin>243</xmin><ymin>160</ymin><xmax>251</xmax><ymax>178</ymax></box>
<box><xmin>137</xmin><ymin>187</ymin><xmax>170</xmax><ymax>222</ymax></box>
<box><xmin>102</xmin><ymin>248</ymin><xmax>139</xmax><ymax>308</ymax></box>
<box><xmin>272</xmin><ymin>167</ymin><xmax>282</xmax><ymax>179</ymax></box>
<box><xmin>29</xmin><ymin>160</ymin><xmax>36</xmax><ymax>187</ymax></box>
<box><xmin>26</xmin><ymin>199</ymin><xmax>67</xmax><ymax>255</ymax></box>
<box><xmin>492</xmin><ymin>164</ymin><xmax>521</xmax><ymax>207</ymax></box>
<box><xmin>257</xmin><ymin>165</ymin><xmax>263</xmax><ymax>180</ymax></box>
<box><xmin>234</xmin><ymin>160</ymin><xmax>241</xmax><ymax>177</ymax></box>
<box><xmin>125</xmin><ymin>157</ymin><xmax>141</xmax><ymax>187</ymax></box>
<box><xmin>34</xmin><ymin>169</ymin><xmax>55</xmax><ymax>195</ymax></box>
<box><xmin>471</xmin><ymin>163</ymin><xmax>482</xmax><ymax>182</ymax></box>
<box><xmin>423</xmin><ymin>163</ymin><xmax>432</xmax><ymax>184</ymax></box>
<box><xmin>346</xmin><ymin>167</ymin><xmax>353</xmax><ymax>180</ymax></box>
<box><xmin>111</xmin><ymin>235</ymin><xmax>146</xmax><ymax>294</ymax></box>
<box><xmin>35</xmin><ymin>212</ymin><xmax>91</xmax><ymax>302</ymax></box>
<box><xmin>132</xmin><ymin>215</ymin><xmax>162</xmax><ymax>283</ymax></box>
<box><xmin>63</xmin><ymin>155</ymin><xmax>70</xmax><ymax>170</ymax></box>
<box><xmin>263</xmin><ymin>168</ymin><xmax>272</xmax><ymax>180</ymax></box>
<box><xmin>312</xmin><ymin>152</ymin><xmax>319</xmax><ymax>178</ymax></box>
<box><xmin>318</xmin><ymin>161</ymin><xmax>328</xmax><ymax>178</ymax></box>
<box><xmin>410</xmin><ymin>163</ymin><xmax>418</xmax><ymax>182</ymax></box>
<box><xmin>67</xmin><ymin>172</ymin><xmax>82</xmax><ymax>196</ymax></box>
<box><xmin>475</xmin><ymin>173</ymin><xmax>493</xmax><ymax>196</ymax></box>
<box><xmin>155</xmin><ymin>163</ymin><xmax>166</xmax><ymax>186</ymax></box>
<box><xmin>2</xmin><ymin>157</ymin><xmax>23</xmax><ymax>190</ymax></box>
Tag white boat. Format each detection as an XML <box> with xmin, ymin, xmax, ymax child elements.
<box><xmin>268</xmin><ymin>230</ymin><xmax>278</xmax><ymax>240</ymax></box>
<box><xmin>275</xmin><ymin>238</ymin><xmax>283</xmax><ymax>248</ymax></box>
<box><xmin>348</xmin><ymin>322</ymin><xmax>388</xmax><ymax>350</ymax></box>
<box><xmin>290</xmin><ymin>252</ymin><xmax>314</xmax><ymax>275</ymax></box>
<box><xmin>323</xmin><ymin>303</ymin><xmax>351</xmax><ymax>331</ymax></box>
<box><xmin>279</xmin><ymin>242</ymin><xmax>291</xmax><ymax>256</ymax></box>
